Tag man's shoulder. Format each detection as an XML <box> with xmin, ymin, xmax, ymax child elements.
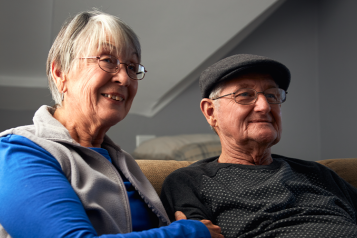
<box><xmin>165</xmin><ymin>156</ymin><xmax>221</xmax><ymax>181</ymax></box>
<box><xmin>189</xmin><ymin>156</ymin><xmax>218</xmax><ymax>167</ymax></box>
<box><xmin>273</xmin><ymin>154</ymin><xmax>319</xmax><ymax>164</ymax></box>
<box><xmin>272</xmin><ymin>154</ymin><xmax>332</xmax><ymax>172</ymax></box>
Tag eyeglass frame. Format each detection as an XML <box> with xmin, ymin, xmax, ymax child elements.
<box><xmin>212</xmin><ymin>88</ymin><xmax>288</xmax><ymax>105</ymax></box>
<box><xmin>79</xmin><ymin>55</ymin><xmax>147</xmax><ymax>80</ymax></box>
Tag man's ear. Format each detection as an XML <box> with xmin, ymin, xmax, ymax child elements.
<box><xmin>51</xmin><ymin>61</ymin><xmax>67</xmax><ymax>93</ymax></box>
<box><xmin>200</xmin><ymin>98</ymin><xmax>218</xmax><ymax>128</ymax></box>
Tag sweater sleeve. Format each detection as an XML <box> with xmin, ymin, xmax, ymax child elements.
<box><xmin>318</xmin><ymin>163</ymin><xmax>357</xmax><ymax>217</ymax></box>
<box><xmin>0</xmin><ymin>134</ymin><xmax>210</xmax><ymax>238</ymax></box>
<box><xmin>160</xmin><ymin>166</ymin><xmax>214</xmax><ymax>222</ymax></box>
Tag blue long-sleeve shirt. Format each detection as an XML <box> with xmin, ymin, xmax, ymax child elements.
<box><xmin>0</xmin><ymin>134</ymin><xmax>210</xmax><ymax>238</ymax></box>
<box><xmin>89</xmin><ymin>147</ymin><xmax>158</xmax><ymax>231</ymax></box>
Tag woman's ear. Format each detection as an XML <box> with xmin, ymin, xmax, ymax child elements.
<box><xmin>51</xmin><ymin>61</ymin><xmax>67</xmax><ymax>93</ymax></box>
<box><xmin>200</xmin><ymin>98</ymin><xmax>218</xmax><ymax>129</ymax></box>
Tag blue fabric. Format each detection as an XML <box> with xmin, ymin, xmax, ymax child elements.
<box><xmin>89</xmin><ymin>147</ymin><xmax>158</xmax><ymax>231</ymax></box>
<box><xmin>0</xmin><ymin>134</ymin><xmax>210</xmax><ymax>238</ymax></box>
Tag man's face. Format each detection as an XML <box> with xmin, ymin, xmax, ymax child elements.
<box><xmin>214</xmin><ymin>73</ymin><xmax>282</xmax><ymax>148</ymax></box>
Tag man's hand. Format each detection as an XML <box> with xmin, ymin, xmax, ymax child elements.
<box><xmin>175</xmin><ymin>211</ymin><xmax>224</xmax><ymax>238</ymax></box>
<box><xmin>174</xmin><ymin>211</ymin><xmax>188</xmax><ymax>221</ymax></box>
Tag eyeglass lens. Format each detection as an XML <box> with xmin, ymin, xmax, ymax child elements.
<box><xmin>233</xmin><ymin>88</ymin><xmax>286</xmax><ymax>105</ymax></box>
<box><xmin>98</xmin><ymin>55</ymin><xmax>146</xmax><ymax>80</ymax></box>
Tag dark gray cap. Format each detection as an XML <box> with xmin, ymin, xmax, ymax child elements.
<box><xmin>199</xmin><ymin>54</ymin><xmax>291</xmax><ymax>98</ymax></box>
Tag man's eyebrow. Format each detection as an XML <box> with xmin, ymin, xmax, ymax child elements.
<box><xmin>236</xmin><ymin>83</ymin><xmax>252</xmax><ymax>88</ymax></box>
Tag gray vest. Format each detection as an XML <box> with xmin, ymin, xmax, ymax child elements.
<box><xmin>0</xmin><ymin>105</ymin><xmax>170</xmax><ymax>237</ymax></box>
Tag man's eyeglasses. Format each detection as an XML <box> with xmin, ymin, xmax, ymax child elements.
<box><xmin>80</xmin><ymin>55</ymin><xmax>147</xmax><ymax>80</ymax></box>
<box><xmin>212</xmin><ymin>88</ymin><xmax>287</xmax><ymax>105</ymax></box>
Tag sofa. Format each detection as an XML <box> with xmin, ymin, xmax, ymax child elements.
<box><xmin>133</xmin><ymin>134</ymin><xmax>357</xmax><ymax>195</ymax></box>
<box><xmin>136</xmin><ymin>158</ymin><xmax>357</xmax><ymax>195</ymax></box>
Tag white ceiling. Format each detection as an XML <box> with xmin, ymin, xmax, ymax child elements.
<box><xmin>0</xmin><ymin>0</ymin><xmax>285</xmax><ymax>117</ymax></box>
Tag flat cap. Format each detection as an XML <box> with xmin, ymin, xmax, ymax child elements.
<box><xmin>199</xmin><ymin>54</ymin><xmax>291</xmax><ymax>98</ymax></box>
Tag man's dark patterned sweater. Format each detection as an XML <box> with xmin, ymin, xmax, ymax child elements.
<box><xmin>161</xmin><ymin>155</ymin><xmax>357</xmax><ymax>238</ymax></box>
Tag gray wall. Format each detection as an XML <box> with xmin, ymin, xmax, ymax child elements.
<box><xmin>318</xmin><ymin>0</ymin><xmax>357</xmax><ymax>159</ymax></box>
<box><xmin>1</xmin><ymin>0</ymin><xmax>356</xmax><ymax>161</ymax></box>
<box><xmin>111</xmin><ymin>0</ymin><xmax>321</xmax><ymax>160</ymax></box>
<box><xmin>228</xmin><ymin>0</ymin><xmax>320</xmax><ymax>160</ymax></box>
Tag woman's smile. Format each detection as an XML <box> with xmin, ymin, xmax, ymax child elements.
<box><xmin>101</xmin><ymin>93</ymin><xmax>125</xmax><ymax>102</ymax></box>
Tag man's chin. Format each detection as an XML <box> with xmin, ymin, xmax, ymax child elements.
<box><xmin>249</xmin><ymin>131</ymin><xmax>279</xmax><ymax>146</ymax></box>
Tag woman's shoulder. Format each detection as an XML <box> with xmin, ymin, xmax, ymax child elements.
<box><xmin>0</xmin><ymin>124</ymin><xmax>36</xmax><ymax>138</ymax></box>
<box><xmin>0</xmin><ymin>134</ymin><xmax>56</xmax><ymax>159</ymax></box>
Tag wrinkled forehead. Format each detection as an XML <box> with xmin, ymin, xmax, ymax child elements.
<box><xmin>223</xmin><ymin>73</ymin><xmax>278</xmax><ymax>92</ymax></box>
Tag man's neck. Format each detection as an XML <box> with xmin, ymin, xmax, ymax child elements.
<box><xmin>218</xmin><ymin>141</ymin><xmax>273</xmax><ymax>165</ymax></box>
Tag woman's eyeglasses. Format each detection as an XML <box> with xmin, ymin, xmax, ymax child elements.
<box><xmin>80</xmin><ymin>55</ymin><xmax>147</xmax><ymax>80</ymax></box>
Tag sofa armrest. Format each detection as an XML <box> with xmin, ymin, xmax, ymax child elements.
<box><xmin>317</xmin><ymin>158</ymin><xmax>357</xmax><ymax>188</ymax></box>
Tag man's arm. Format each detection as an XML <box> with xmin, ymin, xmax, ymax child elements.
<box><xmin>160</xmin><ymin>166</ymin><xmax>214</xmax><ymax>222</ymax></box>
<box><xmin>324</xmin><ymin>166</ymin><xmax>357</xmax><ymax>215</ymax></box>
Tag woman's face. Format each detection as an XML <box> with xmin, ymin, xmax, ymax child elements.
<box><xmin>64</xmin><ymin>47</ymin><xmax>139</xmax><ymax>128</ymax></box>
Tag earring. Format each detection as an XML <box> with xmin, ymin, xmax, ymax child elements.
<box><xmin>61</xmin><ymin>91</ymin><xmax>64</xmax><ymax>101</ymax></box>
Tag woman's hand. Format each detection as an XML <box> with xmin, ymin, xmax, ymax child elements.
<box><xmin>175</xmin><ymin>211</ymin><xmax>224</xmax><ymax>238</ymax></box>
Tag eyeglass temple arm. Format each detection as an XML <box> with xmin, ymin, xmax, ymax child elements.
<box><xmin>212</xmin><ymin>92</ymin><xmax>235</xmax><ymax>100</ymax></box>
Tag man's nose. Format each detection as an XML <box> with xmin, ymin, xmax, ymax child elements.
<box><xmin>254</xmin><ymin>93</ymin><xmax>271</xmax><ymax>113</ymax></box>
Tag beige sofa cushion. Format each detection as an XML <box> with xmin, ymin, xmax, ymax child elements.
<box><xmin>133</xmin><ymin>134</ymin><xmax>220</xmax><ymax>160</ymax></box>
<box><xmin>136</xmin><ymin>160</ymin><xmax>194</xmax><ymax>195</ymax></box>
<box><xmin>136</xmin><ymin>158</ymin><xmax>357</xmax><ymax>195</ymax></box>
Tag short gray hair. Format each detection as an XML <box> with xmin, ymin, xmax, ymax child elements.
<box><xmin>46</xmin><ymin>10</ymin><xmax>141</xmax><ymax>106</ymax></box>
<box><xmin>208</xmin><ymin>80</ymin><xmax>227</xmax><ymax>108</ymax></box>
<box><xmin>208</xmin><ymin>81</ymin><xmax>226</xmax><ymax>133</ymax></box>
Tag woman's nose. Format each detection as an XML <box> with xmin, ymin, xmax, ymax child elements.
<box><xmin>112</xmin><ymin>65</ymin><xmax>131</xmax><ymax>86</ymax></box>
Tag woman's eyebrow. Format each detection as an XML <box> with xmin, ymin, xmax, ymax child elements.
<box><xmin>100</xmin><ymin>43</ymin><xmax>117</xmax><ymax>52</ymax></box>
<box><xmin>130</xmin><ymin>52</ymin><xmax>139</xmax><ymax>63</ymax></box>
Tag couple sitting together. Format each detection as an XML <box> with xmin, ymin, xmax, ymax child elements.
<box><xmin>0</xmin><ymin>10</ymin><xmax>356</xmax><ymax>238</ymax></box>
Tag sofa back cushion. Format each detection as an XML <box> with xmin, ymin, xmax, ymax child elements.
<box><xmin>136</xmin><ymin>160</ymin><xmax>194</xmax><ymax>195</ymax></box>
<box><xmin>133</xmin><ymin>134</ymin><xmax>220</xmax><ymax>161</ymax></box>
<box><xmin>136</xmin><ymin>158</ymin><xmax>357</xmax><ymax>195</ymax></box>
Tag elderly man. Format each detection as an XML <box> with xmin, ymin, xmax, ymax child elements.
<box><xmin>161</xmin><ymin>54</ymin><xmax>357</xmax><ymax>237</ymax></box>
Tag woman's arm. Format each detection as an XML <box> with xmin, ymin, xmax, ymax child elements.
<box><xmin>0</xmin><ymin>134</ymin><xmax>210</xmax><ymax>238</ymax></box>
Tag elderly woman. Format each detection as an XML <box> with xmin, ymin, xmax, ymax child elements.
<box><xmin>0</xmin><ymin>10</ymin><xmax>222</xmax><ymax>238</ymax></box>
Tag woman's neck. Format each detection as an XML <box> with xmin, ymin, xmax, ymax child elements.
<box><xmin>53</xmin><ymin>106</ymin><xmax>109</xmax><ymax>148</ymax></box>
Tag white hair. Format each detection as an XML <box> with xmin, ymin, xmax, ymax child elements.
<box><xmin>207</xmin><ymin>81</ymin><xmax>227</xmax><ymax>133</ymax></box>
<box><xmin>46</xmin><ymin>10</ymin><xmax>141</xmax><ymax>107</ymax></box>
